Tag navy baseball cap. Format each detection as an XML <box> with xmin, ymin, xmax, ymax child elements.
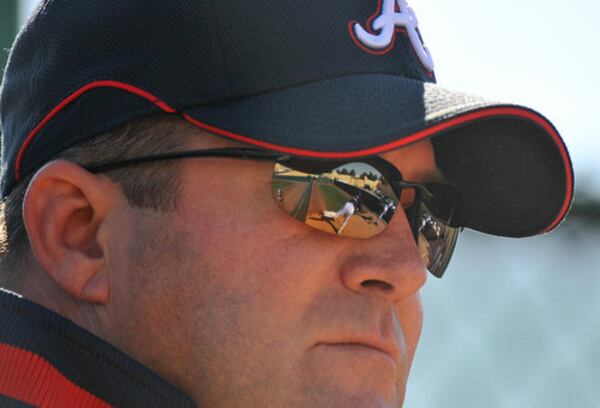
<box><xmin>0</xmin><ymin>0</ymin><xmax>573</xmax><ymax>237</ymax></box>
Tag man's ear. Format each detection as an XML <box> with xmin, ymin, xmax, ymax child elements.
<box><xmin>23</xmin><ymin>160</ymin><xmax>121</xmax><ymax>304</ymax></box>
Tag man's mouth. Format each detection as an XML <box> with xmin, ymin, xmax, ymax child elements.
<box><xmin>316</xmin><ymin>336</ymin><xmax>401</xmax><ymax>363</ymax></box>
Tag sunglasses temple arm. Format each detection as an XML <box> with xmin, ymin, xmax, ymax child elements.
<box><xmin>84</xmin><ymin>148</ymin><xmax>287</xmax><ymax>173</ymax></box>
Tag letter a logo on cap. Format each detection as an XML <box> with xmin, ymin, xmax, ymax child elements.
<box><xmin>350</xmin><ymin>0</ymin><xmax>434</xmax><ymax>72</ymax></box>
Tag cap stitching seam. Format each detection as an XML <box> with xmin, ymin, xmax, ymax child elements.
<box><xmin>207</xmin><ymin>0</ymin><xmax>231</xmax><ymax>97</ymax></box>
<box><xmin>13</xmin><ymin>79</ymin><xmax>177</xmax><ymax>184</ymax></box>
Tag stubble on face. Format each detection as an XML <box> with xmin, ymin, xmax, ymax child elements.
<box><xmin>107</xmin><ymin>132</ymin><xmax>432</xmax><ymax>408</ymax></box>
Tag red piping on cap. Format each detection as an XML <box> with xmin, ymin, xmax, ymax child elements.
<box><xmin>181</xmin><ymin>108</ymin><xmax>573</xmax><ymax>234</ymax></box>
<box><xmin>14</xmin><ymin>80</ymin><xmax>176</xmax><ymax>182</ymax></box>
<box><xmin>15</xmin><ymin>81</ymin><xmax>573</xmax><ymax>235</ymax></box>
<box><xmin>0</xmin><ymin>343</ymin><xmax>112</xmax><ymax>407</ymax></box>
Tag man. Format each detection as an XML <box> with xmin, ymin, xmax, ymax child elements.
<box><xmin>321</xmin><ymin>194</ymin><xmax>361</xmax><ymax>234</ymax></box>
<box><xmin>0</xmin><ymin>1</ymin><xmax>573</xmax><ymax>407</ymax></box>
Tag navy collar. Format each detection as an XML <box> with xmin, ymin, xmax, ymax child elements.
<box><xmin>0</xmin><ymin>289</ymin><xmax>195</xmax><ymax>407</ymax></box>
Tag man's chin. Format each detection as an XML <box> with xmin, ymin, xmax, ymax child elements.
<box><xmin>294</xmin><ymin>386</ymin><xmax>405</xmax><ymax>408</ymax></box>
<box><xmin>295</xmin><ymin>344</ymin><xmax>407</xmax><ymax>407</ymax></box>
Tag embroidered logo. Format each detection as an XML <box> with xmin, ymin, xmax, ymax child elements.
<box><xmin>350</xmin><ymin>0</ymin><xmax>434</xmax><ymax>72</ymax></box>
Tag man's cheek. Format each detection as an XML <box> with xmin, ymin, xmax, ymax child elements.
<box><xmin>397</xmin><ymin>292</ymin><xmax>425</xmax><ymax>355</ymax></box>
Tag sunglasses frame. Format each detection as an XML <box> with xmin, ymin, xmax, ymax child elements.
<box><xmin>84</xmin><ymin>147</ymin><xmax>460</xmax><ymax>277</ymax></box>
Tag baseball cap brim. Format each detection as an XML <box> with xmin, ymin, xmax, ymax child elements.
<box><xmin>181</xmin><ymin>74</ymin><xmax>573</xmax><ymax>237</ymax></box>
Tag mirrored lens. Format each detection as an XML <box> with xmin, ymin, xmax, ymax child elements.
<box><xmin>272</xmin><ymin>161</ymin><xmax>459</xmax><ymax>277</ymax></box>
<box><xmin>272</xmin><ymin>162</ymin><xmax>405</xmax><ymax>238</ymax></box>
<box><xmin>415</xmin><ymin>201</ymin><xmax>460</xmax><ymax>278</ymax></box>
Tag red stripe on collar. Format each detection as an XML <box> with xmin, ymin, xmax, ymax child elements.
<box><xmin>0</xmin><ymin>343</ymin><xmax>112</xmax><ymax>408</ymax></box>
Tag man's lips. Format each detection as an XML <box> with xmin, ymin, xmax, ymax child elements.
<box><xmin>316</xmin><ymin>336</ymin><xmax>401</xmax><ymax>363</ymax></box>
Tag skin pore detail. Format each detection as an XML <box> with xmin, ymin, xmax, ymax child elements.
<box><xmin>0</xmin><ymin>2</ymin><xmax>574</xmax><ymax>406</ymax></box>
<box><xmin>92</xmin><ymin>128</ymin><xmax>437</xmax><ymax>407</ymax></box>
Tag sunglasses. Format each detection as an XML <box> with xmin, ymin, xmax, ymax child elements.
<box><xmin>85</xmin><ymin>147</ymin><xmax>461</xmax><ymax>278</ymax></box>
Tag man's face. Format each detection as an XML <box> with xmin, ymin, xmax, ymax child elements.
<box><xmin>108</xmin><ymin>130</ymin><xmax>439</xmax><ymax>407</ymax></box>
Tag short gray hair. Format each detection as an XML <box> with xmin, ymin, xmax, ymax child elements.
<box><xmin>0</xmin><ymin>114</ymin><xmax>193</xmax><ymax>286</ymax></box>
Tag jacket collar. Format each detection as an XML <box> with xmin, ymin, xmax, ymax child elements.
<box><xmin>0</xmin><ymin>289</ymin><xmax>195</xmax><ymax>407</ymax></box>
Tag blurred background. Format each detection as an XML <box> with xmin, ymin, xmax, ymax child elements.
<box><xmin>1</xmin><ymin>0</ymin><xmax>599</xmax><ymax>407</ymax></box>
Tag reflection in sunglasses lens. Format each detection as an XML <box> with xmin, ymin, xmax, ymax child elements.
<box><xmin>273</xmin><ymin>162</ymin><xmax>399</xmax><ymax>238</ymax></box>
<box><xmin>415</xmin><ymin>201</ymin><xmax>460</xmax><ymax>278</ymax></box>
<box><xmin>272</xmin><ymin>161</ymin><xmax>458</xmax><ymax>277</ymax></box>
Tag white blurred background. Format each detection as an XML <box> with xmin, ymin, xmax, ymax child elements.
<box><xmin>408</xmin><ymin>2</ymin><xmax>600</xmax><ymax>406</ymax></box>
<box><xmin>3</xmin><ymin>1</ymin><xmax>599</xmax><ymax>407</ymax></box>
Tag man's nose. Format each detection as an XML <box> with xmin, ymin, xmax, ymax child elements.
<box><xmin>339</xmin><ymin>212</ymin><xmax>427</xmax><ymax>302</ymax></box>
